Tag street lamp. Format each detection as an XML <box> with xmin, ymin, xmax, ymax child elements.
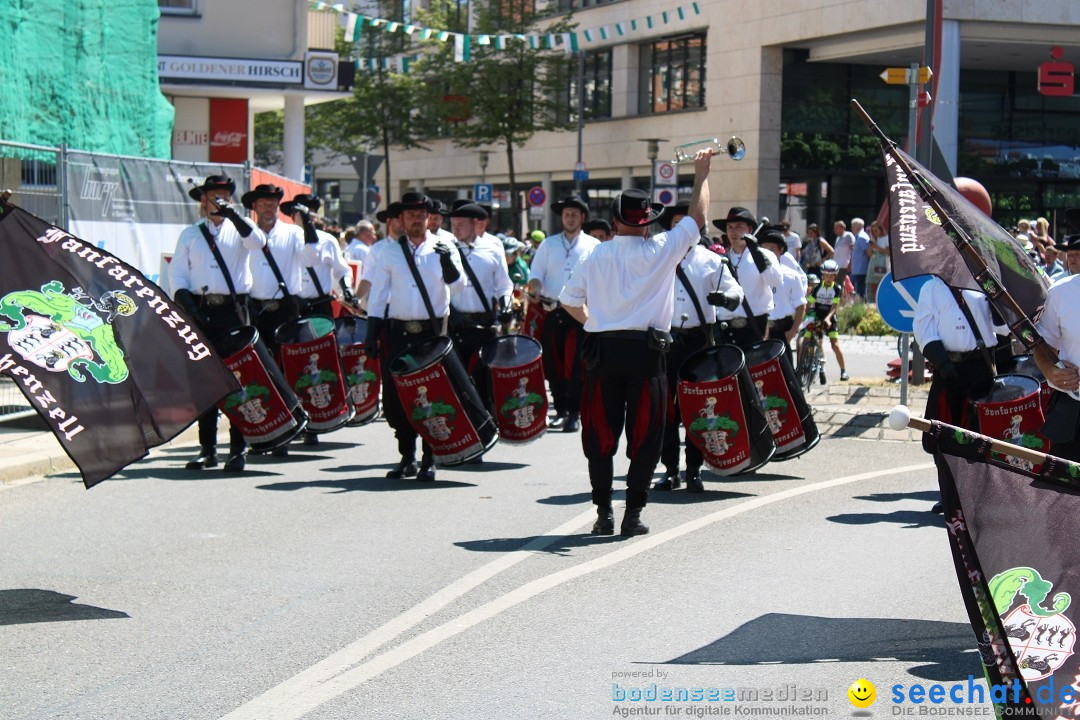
<box><xmin>478</xmin><ymin>150</ymin><xmax>490</xmax><ymax>185</ymax></box>
<box><xmin>638</xmin><ymin>138</ymin><xmax>667</xmax><ymax>196</ymax></box>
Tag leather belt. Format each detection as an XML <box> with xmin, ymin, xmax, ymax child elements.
<box><xmin>768</xmin><ymin>317</ymin><xmax>794</xmax><ymax>328</ymax></box>
<box><xmin>389</xmin><ymin>319</ymin><xmax>429</xmax><ymax>334</ymax></box>
<box><xmin>540</xmin><ymin>297</ymin><xmax>559</xmax><ymax>312</ymax></box>
<box><xmin>196</xmin><ymin>293</ymin><xmax>230</xmax><ymax>307</ymax></box>
<box><xmin>723</xmin><ymin>317</ymin><xmax>749</xmax><ymax>329</ymax></box>
<box><xmin>252</xmin><ymin>298</ymin><xmax>281</xmax><ymax>312</ymax></box>
<box><xmin>948</xmin><ymin>349</ymin><xmax>983</xmax><ymax>363</ymax></box>
<box><xmin>595</xmin><ymin>330</ymin><xmax>648</xmax><ymax>341</ymax></box>
<box><xmin>671</xmin><ymin>326</ymin><xmax>703</xmax><ymax>336</ymax></box>
<box><xmin>457</xmin><ymin>311</ymin><xmax>492</xmax><ymax>324</ymax></box>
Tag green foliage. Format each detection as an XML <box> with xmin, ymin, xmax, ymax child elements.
<box><xmin>855</xmin><ymin>306</ymin><xmax>898</xmax><ymax>336</ymax></box>
<box><xmin>836</xmin><ymin>301</ymin><xmax>869</xmax><ymax>334</ymax></box>
<box><xmin>253</xmin><ymin>111</ymin><xmax>284</xmax><ymax>168</ymax></box>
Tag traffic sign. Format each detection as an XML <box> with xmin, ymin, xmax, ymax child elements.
<box><xmin>529</xmin><ymin>206</ymin><xmax>544</xmax><ymax>219</ymax></box>
<box><xmin>876</xmin><ymin>272</ymin><xmax>932</xmax><ymax>333</ymax></box>
<box><xmin>573</xmin><ymin>170</ymin><xmax>589</xmax><ymax>182</ymax></box>
<box><xmin>474</xmin><ymin>183</ymin><xmax>493</xmax><ymax>203</ymax></box>
<box><xmin>879</xmin><ymin>66</ymin><xmax>933</xmax><ymax>85</ymax></box>
<box><xmin>654</xmin><ymin>161</ymin><xmax>676</xmax><ymax>186</ymax></box>
<box><xmin>527</xmin><ymin>186</ymin><xmax>547</xmax><ymax>207</ymax></box>
<box><xmin>653</xmin><ymin>188</ymin><xmax>676</xmax><ymax>206</ymax></box>
<box><xmin>574</xmin><ymin>161</ymin><xmax>586</xmax><ymax>172</ymax></box>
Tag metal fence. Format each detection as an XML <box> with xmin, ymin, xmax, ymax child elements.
<box><xmin>1</xmin><ymin>140</ymin><xmax>64</xmax><ymax>226</ymax></box>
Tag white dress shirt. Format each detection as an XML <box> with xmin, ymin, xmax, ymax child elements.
<box><xmin>367</xmin><ymin>232</ymin><xmax>466</xmax><ymax>321</ymax></box>
<box><xmin>452</xmin><ymin>238</ymin><xmax>514</xmax><ymax>313</ymax></box>
<box><xmin>778</xmin><ymin>251</ymin><xmax>808</xmax><ymax>293</ymax></box>
<box><xmin>250</xmin><ymin>220</ymin><xmax>317</xmax><ymax>300</ymax></box>
<box><xmin>913</xmin><ymin>277</ymin><xmax>999</xmax><ymax>352</ymax></box>
<box><xmin>530</xmin><ymin>230</ymin><xmax>599</xmax><ymax>301</ymax></box>
<box><xmin>671</xmin><ymin>246</ymin><xmax>740</xmax><ymax>328</ymax></box>
<box><xmin>345</xmin><ymin>238</ymin><xmax>371</xmax><ymax>264</ymax></box>
<box><xmin>717</xmin><ymin>246</ymin><xmax>781</xmax><ymax>319</ymax></box>
<box><xmin>559</xmin><ymin>216</ymin><xmax>699</xmax><ymax>332</ymax></box>
<box><xmin>169</xmin><ymin>217</ymin><xmax>266</xmax><ymax>295</ymax></box>
<box><xmin>769</xmin><ymin>264</ymin><xmax>808</xmax><ymax>320</ymax></box>
<box><xmin>1037</xmin><ymin>273</ymin><xmax>1080</xmax><ymax>367</ymax></box>
<box><xmin>300</xmin><ymin>229</ymin><xmax>351</xmax><ymax>299</ymax></box>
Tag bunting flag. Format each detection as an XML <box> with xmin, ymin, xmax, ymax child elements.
<box><xmin>599</xmin><ymin>26</ymin><xmax>609</xmax><ymax>40</ymax></box>
<box><xmin>454</xmin><ymin>33</ymin><xmax>471</xmax><ymax>63</ymax></box>
<box><xmin>881</xmin><ymin>145</ymin><xmax>1051</xmax><ymax>326</ymax></box>
<box><xmin>0</xmin><ymin>204</ymin><xmax>238</xmax><ymax>488</ymax></box>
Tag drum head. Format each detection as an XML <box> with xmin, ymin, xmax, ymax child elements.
<box><xmin>334</xmin><ymin>316</ymin><xmax>369</xmax><ymax>346</ymax></box>
<box><xmin>479</xmin><ymin>335</ymin><xmax>542</xmax><ymax>368</ymax></box>
<box><xmin>275</xmin><ymin>316</ymin><xmax>334</xmax><ymax>345</ymax></box>
<box><xmin>390</xmin><ymin>336</ymin><xmax>454</xmax><ymax>375</ymax></box>
<box><xmin>969</xmin><ymin>373</ymin><xmax>1041</xmax><ymax>404</ymax></box>
<box><xmin>744</xmin><ymin>339</ymin><xmax>786</xmax><ymax>368</ymax></box>
<box><xmin>679</xmin><ymin>344</ymin><xmax>745</xmax><ymax>383</ymax></box>
<box><xmin>1012</xmin><ymin>354</ymin><xmax>1047</xmax><ymax>384</ymax></box>
<box><xmin>214</xmin><ymin>326</ymin><xmax>258</xmax><ymax>358</ymax></box>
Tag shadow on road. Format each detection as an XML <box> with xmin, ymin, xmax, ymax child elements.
<box><xmin>537</xmin><ymin>492</ymin><xmax>593</xmax><ymax>505</ymax></box>
<box><xmin>50</xmin><ymin>467</ymin><xmax>282</xmax><ymax>482</ymax></box>
<box><xmin>827</xmin><ymin>509</ymin><xmax>946</xmax><ymax>529</ymax></box>
<box><xmin>648</xmin><ymin>489</ymin><xmax>755</xmax><ymax>504</ymax></box>
<box><xmin>0</xmin><ymin>589</ymin><xmax>129</xmax><ymax>626</ymax></box>
<box><xmin>705</xmin><ymin>471</ymin><xmax>803</xmax><ymax>483</ymax></box>
<box><xmin>852</xmin><ymin>490</ymin><xmax>940</xmax><ymax>503</ymax></box>
<box><xmin>655</xmin><ymin>613</ymin><xmax>979</xmax><ymax>682</ymax></box>
<box><xmin>455</xmin><ymin>533</ymin><xmax>625</xmax><ymax>556</ymax></box>
<box><xmin>446</xmin><ymin>461</ymin><xmax>530</xmax><ymax>473</ymax></box>
<box><xmin>256</xmin><ymin>476</ymin><xmax>477</xmax><ymax>493</ymax></box>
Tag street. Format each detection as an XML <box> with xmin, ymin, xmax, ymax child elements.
<box><xmin>1</xmin><ymin>413</ymin><xmax>982</xmax><ymax>720</ymax></box>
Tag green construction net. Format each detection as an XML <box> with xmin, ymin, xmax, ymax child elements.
<box><xmin>0</xmin><ymin>0</ymin><xmax>174</xmax><ymax>158</ymax></box>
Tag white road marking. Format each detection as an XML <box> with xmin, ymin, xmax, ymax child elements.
<box><xmin>222</xmin><ymin>461</ymin><xmax>935</xmax><ymax>720</ymax></box>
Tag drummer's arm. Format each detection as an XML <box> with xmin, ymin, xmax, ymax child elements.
<box><xmin>564</xmin><ymin>302</ymin><xmax>588</xmax><ymax>325</ymax></box>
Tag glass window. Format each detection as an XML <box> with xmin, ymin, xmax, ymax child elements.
<box><xmin>556</xmin><ymin>0</ymin><xmax>619</xmax><ymax>10</ymax></box>
<box><xmin>638</xmin><ymin>33</ymin><xmax>706</xmax><ymax>115</ymax></box>
<box><xmin>158</xmin><ymin>0</ymin><xmax>197</xmax><ymax>15</ymax></box>
<box><xmin>560</xmin><ymin>49</ymin><xmax>612</xmax><ymax>123</ymax></box>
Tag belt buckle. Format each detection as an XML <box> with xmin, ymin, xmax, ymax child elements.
<box><xmin>404</xmin><ymin>320</ymin><xmax>424</xmax><ymax>334</ymax></box>
<box><xmin>207</xmin><ymin>294</ymin><xmax>225</xmax><ymax>307</ymax></box>
<box><xmin>264</xmin><ymin>300</ymin><xmax>279</xmax><ymax>312</ymax></box>
<box><xmin>541</xmin><ymin>298</ymin><xmax>558</xmax><ymax>312</ymax></box>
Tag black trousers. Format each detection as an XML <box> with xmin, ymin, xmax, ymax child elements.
<box><xmin>452</xmin><ymin>323</ymin><xmax>497</xmax><ymax>408</ymax></box>
<box><xmin>922</xmin><ymin>355</ymin><xmax>994</xmax><ymax>454</ymax></box>
<box><xmin>581</xmin><ymin>336</ymin><xmax>667</xmax><ymax>510</ymax></box>
<box><xmin>768</xmin><ymin>316</ymin><xmax>795</xmax><ymax>358</ymax></box>
<box><xmin>540</xmin><ymin>306</ymin><xmax>585</xmax><ymax>415</ymax></box>
<box><xmin>194</xmin><ymin>298</ymin><xmax>249</xmax><ymax>454</ymax></box>
<box><xmin>660</xmin><ymin>331</ymin><xmax>709</xmax><ymax>474</ymax></box>
<box><xmin>251</xmin><ymin>298</ymin><xmax>300</xmax><ymax>357</ymax></box>
<box><xmin>380</xmin><ymin>323</ymin><xmax>436</xmax><ymax>462</ymax></box>
<box><xmin>714</xmin><ymin>316</ymin><xmax>767</xmax><ymax>349</ymax></box>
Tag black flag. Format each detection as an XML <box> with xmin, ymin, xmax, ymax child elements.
<box><xmin>931</xmin><ymin>421</ymin><xmax>1080</xmax><ymax>714</ymax></box>
<box><xmin>882</xmin><ymin>145</ymin><xmax>1051</xmax><ymax>322</ymax></box>
<box><xmin>0</xmin><ymin>204</ymin><xmax>238</xmax><ymax>487</ymax></box>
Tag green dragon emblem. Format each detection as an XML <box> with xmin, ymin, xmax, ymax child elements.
<box><xmin>989</xmin><ymin>568</ymin><xmax>1071</xmax><ymax>618</ymax></box>
<box><xmin>0</xmin><ymin>280</ymin><xmax>133</xmax><ymax>384</ymax></box>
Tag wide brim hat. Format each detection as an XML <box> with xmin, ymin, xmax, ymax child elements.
<box><xmin>552</xmin><ymin>195</ymin><xmax>589</xmax><ymax>216</ymax></box>
<box><xmin>611</xmin><ymin>189</ymin><xmax>664</xmax><ymax>228</ymax></box>
<box><xmin>659</xmin><ymin>203</ymin><xmax>690</xmax><ymax>231</ymax></box>
<box><xmin>241</xmin><ymin>184</ymin><xmax>285</xmax><ymax>210</ymax></box>
<box><xmin>188</xmin><ymin>174</ymin><xmax>236</xmax><ymax>201</ymax></box>
<box><xmin>280</xmin><ymin>193</ymin><xmax>321</xmax><ymax>216</ymax></box>
<box><xmin>1057</xmin><ymin>235</ymin><xmax>1080</xmax><ymax>252</ymax></box>
<box><xmin>582</xmin><ymin>219</ymin><xmax>612</xmax><ymax>235</ymax></box>
<box><xmin>375</xmin><ymin>202</ymin><xmax>403</xmax><ymax>224</ymax></box>
<box><xmin>449</xmin><ymin>203</ymin><xmax>488</xmax><ymax>220</ymax></box>
<box><xmin>429</xmin><ymin>198</ymin><xmax>448</xmax><ymax>215</ymax></box>
<box><xmin>756</xmin><ymin>224</ymin><xmax>788</xmax><ymax>252</ymax></box>
<box><xmin>398</xmin><ymin>191</ymin><xmax>433</xmax><ymax>212</ymax></box>
<box><xmin>712</xmin><ymin>206</ymin><xmax>757</xmax><ymax>231</ymax></box>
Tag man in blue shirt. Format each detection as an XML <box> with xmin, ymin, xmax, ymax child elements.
<box><xmin>850</xmin><ymin>217</ymin><xmax>871</xmax><ymax>300</ymax></box>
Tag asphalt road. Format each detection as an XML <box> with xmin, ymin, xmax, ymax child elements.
<box><xmin>1</xmin><ymin>416</ymin><xmax>979</xmax><ymax>720</ymax></box>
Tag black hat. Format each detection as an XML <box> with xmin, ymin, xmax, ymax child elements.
<box><xmin>429</xmin><ymin>198</ymin><xmax>447</xmax><ymax>215</ymax></box>
<box><xmin>659</xmin><ymin>203</ymin><xmax>690</xmax><ymax>231</ymax></box>
<box><xmin>375</xmin><ymin>202</ymin><xmax>403</xmax><ymax>223</ymax></box>
<box><xmin>611</xmin><ymin>189</ymin><xmax>664</xmax><ymax>228</ymax></box>
<box><xmin>452</xmin><ymin>199</ymin><xmax>471</xmax><ymax>211</ymax></box>
<box><xmin>241</xmin><ymin>183</ymin><xmax>285</xmax><ymax>210</ymax></box>
<box><xmin>188</xmin><ymin>174</ymin><xmax>236</xmax><ymax>201</ymax></box>
<box><xmin>712</xmin><ymin>206</ymin><xmax>757</xmax><ymax>231</ymax></box>
<box><xmin>449</xmin><ymin>203</ymin><xmax>488</xmax><ymax>220</ymax></box>
<box><xmin>398</xmin><ymin>191</ymin><xmax>433</xmax><ymax>212</ymax></box>
<box><xmin>552</xmin><ymin>195</ymin><xmax>589</xmax><ymax>216</ymax></box>
<box><xmin>280</xmin><ymin>193</ymin><xmax>321</xmax><ymax>216</ymax></box>
<box><xmin>1057</xmin><ymin>236</ymin><xmax>1080</xmax><ymax>252</ymax></box>
<box><xmin>756</xmin><ymin>224</ymin><xmax>788</xmax><ymax>252</ymax></box>
<box><xmin>582</xmin><ymin>219</ymin><xmax>612</xmax><ymax>236</ymax></box>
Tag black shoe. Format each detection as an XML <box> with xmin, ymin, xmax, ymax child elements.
<box><xmin>591</xmin><ymin>506</ymin><xmax>615</xmax><ymax>535</ymax></box>
<box><xmin>931</xmin><ymin>501</ymin><xmax>944</xmax><ymax>515</ymax></box>
<box><xmin>620</xmin><ymin>508</ymin><xmax>650</xmax><ymax>536</ymax></box>
<box><xmin>839</xmin><ymin>370</ymin><xmax>850</xmax><ymax>381</ymax></box>
<box><xmin>184</xmin><ymin>450</ymin><xmax>218</xmax><ymax>470</ymax></box>
<box><xmin>271</xmin><ymin>446</ymin><xmax>289</xmax><ymax>457</ymax></box>
<box><xmin>223</xmin><ymin>452</ymin><xmax>247</xmax><ymax>473</ymax></box>
<box><xmin>302</xmin><ymin>432</ymin><xmax>319</xmax><ymax>446</ymax></box>
<box><xmin>685</xmin><ymin>468</ymin><xmax>704</xmax><ymax>493</ymax></box>
<box><xmin>562</xmin><ymin>412</ymin><xmax>580</xmax><ymax>433</ymax></box>
<box><xmin>652</xmin><ymin>471</ymin><xmax>681</xmax><ymax>491</ymax></box>
<box><xmin>819</xmin><ymin>370</ymin><xmax>827</xmax><ymax>385</ymax></box>
<box><xmin>548</xmin><ymin>412</ymin><xmax>567</xmax><ymax>429</ymax></box>
<box><xmin>417</xmin><ymin>461</ymin><xmax>436</xmax><ymax>482</ymax></box>
<box><xmin>387</xmin><ymin>458</ymin><xmax>418</xmax><ymax>479</ymax></box>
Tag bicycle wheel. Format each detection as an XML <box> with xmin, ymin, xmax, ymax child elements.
<box><xmin>796</xmin><ymin>340</ymin><xmax>816</xmax><ymax>392</ymax></box>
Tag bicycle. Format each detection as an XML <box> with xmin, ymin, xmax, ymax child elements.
<box><xmin>796</xmin><ymin>322</ymin><xmax>825</xmax><ymax>392</ymax></box>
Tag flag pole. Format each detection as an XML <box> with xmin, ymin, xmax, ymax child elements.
<box><xmin>850</xmin><ymin>98</ymin><xmax>1058</xmax><ymax>364</ymax></box>
<box><xmin>889</xmin><ymin>404</ymin><xmax>1050</xmax><ymax>468</ymax></box>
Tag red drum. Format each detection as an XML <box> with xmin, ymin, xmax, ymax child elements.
<box><xmin>969</xmin><ymin>373</ymin><xmax>1050</xmax><ymax>474</ymax></box>
<box><xmin>335</xmin><ymin>316</ymin><xmax>381</xmax><ymax>426</ymax></box>
<box><xmin>522</xmin><ymin>301</ymin><xmax>547</xmax><ymax>341</ymax></box>
<box><xmin>216</xmin><ymin>326</ymin><xmax>308</xmax><ymax>452</ymax></box>
<box><xmin>275</xmin><ymin>316</ymin><xmax>355</xmax><ymax>433</ymax></box>
<box><xmin>390</xmin><ymin>336</ymin><xmax>499</xmax><ymax>466</ymax></box>
<box><xmin>744</xmin><ymin>340</ymin><xmax>820</xmax><ymax>460</ymax></box>
<box><xmin>1013</xmin><ymin>354</ymin><xmax>1053</xmax><ymax>414</ymax></box>
<box><xmin>677</xmin><ymin>344</ymin><xmax>776</xmax><ymax>475</ymax></box>
<box><xmin>479</xmin><ymin>335</ymin><xmax>547</xmax><ymax>444</ymax></box>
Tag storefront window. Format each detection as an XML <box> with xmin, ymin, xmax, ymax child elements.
<box><xmin>638</xmin><ymin>33</ymin><xmax>706</xmax><ymax>115</ymax></box>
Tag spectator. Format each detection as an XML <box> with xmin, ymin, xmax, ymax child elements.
<box><xmin>800</xmin><ymin>223</ymin><xmax>833</xmax><ymax>277</ymax></box>
<box><xmin>780</xmin><ymin>220</ymin><xmax>800</xmax><ymax>264</ymax></box>
<box><xmin>865</xmin><ymin>221</ymin><xmax>891</xmax><ymax>302</ymax></box>
<box><xmin>831</xmin><ymin>220</ymin><xmax>856</xmax><ymax>292</ymax></box>
<box><xmin>850</xmin><ymin>217</ymin><xmax>871</xmax><ymax>299</ymax></box>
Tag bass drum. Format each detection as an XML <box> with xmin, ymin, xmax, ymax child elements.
<box><xmin>968</xmin><ymin>373</ymin><xmax>1050</xmax><ymax>474</ymax></box>
<box><xmin>275</xmin><ymin>316</ymin><xmax>355</xmax><ymax>433</ymax></box>
<box><xmin>215</xmin><ymin>326</ymin><xmax>308</xmax><ymax>452</ymax></box>
<box><xmin>390</xmin><ymin>336</ymin><xmax>499</xmax><ymax>466</ymax></box>
<box><xmin>1012</xmin><ymin>354</ymin><xmax>1053</xmax><ymax>413</ymax></box>
<box><xmin>479</xmin><ymin>335</ymin><xmax>548</xmax><ymax>445</ymax></box>
<box><xmin>676</xmin><ymin>344</ymin><xmax>775</xmax><ymax>476</ymax></box>
<box><xmin>335</xmin><ymin>316</ymin><xmax>381</xmax><ymax>426</ymax></box>
<box><xmin>744</xmin><ymin>339</ymin><xmax>820</xmax><ymax>460</ymax></box>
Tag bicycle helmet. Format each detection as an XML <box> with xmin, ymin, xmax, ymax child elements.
<box><xmin>822</xmin><ymin>259</ymin><xmax>839</xmax><ymax>274</ymax></box>
<box><xmin>806</xmin><ymin>273</ymin><xmax>821</xmax><ymax>288</ymax></box>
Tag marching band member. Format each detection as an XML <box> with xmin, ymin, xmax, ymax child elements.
<box><xmin>363</xmin><ymin>192</ymin><xmax>465</xmax><ymax>482</ymax></box>
<box><xmin>711</xmin><ymin>207</ymin><xmax>781</xmax><ymax>348</ymax></box>
<box><xmin>169</xmin><ymin>175</ymin><xmax>266</xmax><ymax>473</ymax></box>
<box><xmin>282</xmin><ymin>193</ymin><xmax>352</xmax><ymax>320</ymax></box>
<box><xmin>559</xmin><ymin>148</ymin><xmax>714</xmax><ymax>536</ymax></box>
<box><xmin>528</xmin><ymin>195</ymin><xmax>599</xmax><ymax>432</ymax></box>
<box><xmin>760</xmin><ymin>227</ymin><xmax>807</xmax><ymax>358</ymax></box>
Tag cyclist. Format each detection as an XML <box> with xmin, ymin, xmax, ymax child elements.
<box><xmin>805</xmin><ymin>259</ymin><xmax>848</xmax><ymax>383</ymax></box>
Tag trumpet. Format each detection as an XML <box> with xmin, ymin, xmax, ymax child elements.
<box><xmin>673</xmin><ymin>136</ymin><xmax>746</xmax><ymax>164</ymax></box>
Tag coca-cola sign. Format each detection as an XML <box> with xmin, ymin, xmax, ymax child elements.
<box><xmin>210</xmin><ymin>131</ymin><xmax>245</xmax><ymax>148</ymax></box>
<box><xmin>209</xmin><ymin>99</ymin><xmax>248</xmax><ymax>163</ymax></box>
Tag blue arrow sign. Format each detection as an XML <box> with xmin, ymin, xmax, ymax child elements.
<box><xmin>876</xmin><ymin>272</ymin><xmax>932</xmax><ymax>334</ymax></box>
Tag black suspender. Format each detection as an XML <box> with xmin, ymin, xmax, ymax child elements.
<box><xmin>399</xmin><ymin>236</ymin><xmax>443</xmax><ymax>335</ymax></box>
<box><xmin>457</xmin><ymin>245</ymin><xmax>493</xmax><ymax>316</ymax></box>
<box><xmin>675</xmin><ymin>262</ymin><xmax>714</xmax><ymax>346</ymax></box>
<box><xmin>949</xmin><ymin>286</ymin><xmax>996</xmax><ymax>374</ymax></box>
<box><xmin>197</xmin><ymin>222</ymin><xmax>248</xmax><ymax>324</ymax></box>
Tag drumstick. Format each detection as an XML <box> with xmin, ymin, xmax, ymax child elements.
<box><xmin>888</xmin><ymin>404</ymin><xmax>1049</xmax><ymax>467</ymax></box>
